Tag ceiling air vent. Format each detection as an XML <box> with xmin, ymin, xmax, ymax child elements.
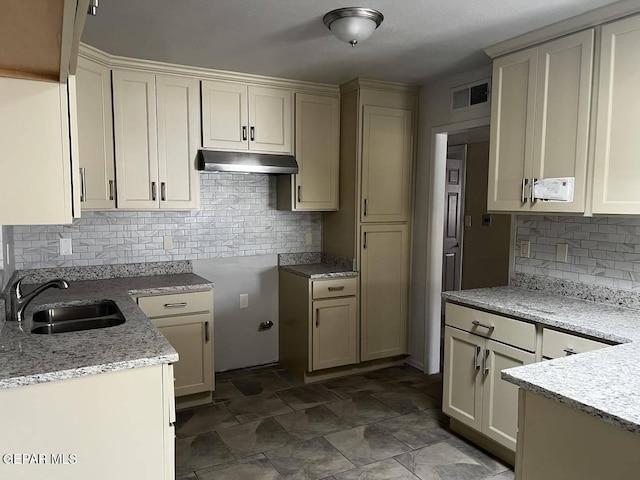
<box><xmin>451</xmin><ymin>78</ymin><xmax>491</xmax><ymax>113</ymax></box>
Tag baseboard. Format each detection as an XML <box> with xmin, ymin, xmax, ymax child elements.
<box><xmin>302</xmin><ymin>356</ymin><xmax>408</xmax><ymax>383</ymax></box>
<box><xmin>175</xmin><ymin>390</ymin><xmax>213</xmax><ymax>410</ymax></box>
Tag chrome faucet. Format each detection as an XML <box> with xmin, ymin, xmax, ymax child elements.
<box><xmin>6</xmin><ymin>278</ymin><xmax>69</xmax><ymax>322</ymax></box>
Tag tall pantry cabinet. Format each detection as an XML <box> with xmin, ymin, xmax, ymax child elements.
<box><xmin>323</xmin><ymin>79</ymin><xmax>418</xmax><ymax>362</ymax></box>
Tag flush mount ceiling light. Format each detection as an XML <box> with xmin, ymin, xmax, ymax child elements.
<box><xmin>323</xmin><ymin>7</ymin><xmax>384</xmax><ymax>47</ymax></box>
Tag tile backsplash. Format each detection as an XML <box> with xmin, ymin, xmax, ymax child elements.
<box><xmin>515</xmin><ymin>215</ymin><xmax>640</xmax><ymax>290</ymax></box>
<box><xmin>10</xmin><ymin>174</ymin><xmax>321</xmax><ymax>270</ymax></box>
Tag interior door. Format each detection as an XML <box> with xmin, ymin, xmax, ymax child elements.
<box><xmin>312</xmin><ymin>297</ymin><xmax>358</xmax><ymax>371</ymax></box>
<box><xmin>443</xmin><ymin>145</ymin><xmax>466</xmax><ymax>293</ymax></box>
<box><xmin>201</xmin><ymin>80</ymin><xmax>248</xmax><ymax>151</ymax></box>
<box><xmin>248</xmin><ymin>86</ymin><xmax>292</xmax><ymax>153</ymax></box>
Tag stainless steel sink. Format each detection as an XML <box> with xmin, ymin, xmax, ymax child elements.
<box><xmin>30</xmin><ymin>300</ymin><xmax>125</xmax><ymax>334</ymax></box>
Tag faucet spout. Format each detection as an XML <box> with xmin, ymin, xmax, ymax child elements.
<box><xmin>8</xmin><ymin>278</ymin><xmax>70</xmax><ymax>322</ymax></box>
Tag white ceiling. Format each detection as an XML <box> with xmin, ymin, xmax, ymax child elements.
<box><xmin>82</xmin><ymin>0</ymin><xmax>619</xmax><ymax>85</ymax></box>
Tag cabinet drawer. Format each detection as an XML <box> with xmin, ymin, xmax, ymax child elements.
<box><xmin>542</xmin><ymin>328</ymin><xmax>609</xmax><ymax>359</ymax></box>
<box><xmin>312</xmin><ymin>278</ymin><xmax>357</xmax><ymax>299</ymax></box>
<box><xmin>138</xmin><ymin>290</ymin><xmax>213</xmax><ymax>318</ymax></box>
<box><xmin>445</xmin><ymin>303</ymin><xmax>536</xmax><ymax>352</ymax></box>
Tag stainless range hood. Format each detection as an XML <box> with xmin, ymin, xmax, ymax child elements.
<box><xmin>197</xmin><ymin>150</ymin><xmax>298</xmax><ymax>174</ymax></box>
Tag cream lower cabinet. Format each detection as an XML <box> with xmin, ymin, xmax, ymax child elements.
<box><xmin>360</xmin><ymin>224</ymin><xmax>410</xmax><ymax>361</ymax></box>
<box><xmin>443</xmin><ymin>304</ymin><xmax>536</xmax><ymax>452</ymax></box>
<box><xmin>0</xmin><ymin>364</ymin><xmax>175</xmax><ymax>480</ymax></box>
<box><xmin>279</xmin><ymin>272</ymin><xmax>358</xmax><ymax>379</ymax></box>
<box><xmin>541</xmin><ymin>328</ymin><xmax>609</xmax><ymax>360</ymax></box>
<box><xmin>137</xmin><ymin>290</ymin><xmax>214</xmax><ymax>406</ymax></box>
<box><xmin>113</xmin><ymin>70</ymin><xmax>200</xmax><ymax>210</ymax></box>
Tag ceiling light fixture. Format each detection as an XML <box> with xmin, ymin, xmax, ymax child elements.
<box><xmin>323</xmin><ymin>7</ymin><xmax>384</xmax><ymax>47</ymax></box>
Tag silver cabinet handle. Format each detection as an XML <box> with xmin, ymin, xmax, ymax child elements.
<box><xmin>472</xmin><ymin>320</ymin><xmax>494</xmax><ymax>330</ymax></box>
<box><xmin>521</xmin><ymin>178</ymin><xmax>528</xmax><ymax>204</ymax></box>
<box><xmin>530</xmin><ymin>178</ymin><xmax>538</xmax><ymax>203</ymax></box>
<box><xmin>80</xmin><ymin>167</ymin><xmax>87</xmax><ymax>202</ymax></box>
<box><xmin>328</xmin><ymin>286</ymin><xmax>345</xmax><ymax>292</ymax></box>
<box><xmin>164</xmin><ymin>302</ymin><xmax>187</xmax><ymax>308</ymax></box>
<box><xmin>250</xmin><ymin>126</ymin><xmax>255</xmax><ymax>141</ymax></box>
<box><xmin>363</xmin><ymin>232</ymin><xmax>368</xmax><ymax>249</ymax></box>
<box><xmin>474</xmin><ymin>346</ymin><xmax>482</xmax><ymax>371</ymax></box>
<box><xmin>363</xmin><ymin>198</ymin><xmax>368</xmax><ymax>216</ymax></box>
<box><xmin>161</xmin><ymin>182</ymin><xmax>167</xmax><ymax>202</ymax></box>
<box><xmin>109</xmin><ymin>180</ymin><xmax>115</xmax><ymax>201</ymax></box>
<box><xmin>204</xmin><ymin>321</ymin><xmax>210</xmax><ymax>343</ymax></box>
<box><xmin>563</xmin><ymin>347</ymin><xmax>577</xmax><ymax>356</ymax></box>
<box><xmin>297</xmin><ymin>185</ymin><xmax>302</xmax><ymax>203</ymax></box>
<box><xmin>151</xmin><ymin>182</ymin><xmax>157</xmax><ymax>201</ymax></box>
<box><xmin>483</xmin><ymin>349</ymin><xmax>490</xmax><ymax>375</ymax></box>
<box><xmin>242</xmin><ymin>126</ymin><xmax>247</xmax><ymax>141</ymax></box>
<box><xmin>315</xmin><ymin>308</ymin><xmax>319</xmax><ymax>327</ymax></box>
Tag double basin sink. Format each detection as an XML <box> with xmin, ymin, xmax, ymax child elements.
<box><xmin>31</xmin><ymin>300</ymin><xmax>125</xmax><ymax>334</ymax></box>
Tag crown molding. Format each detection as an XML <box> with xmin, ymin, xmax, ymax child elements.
<box><xmin>339</xmin><ymin>77</ymin><xmax>420</xmax><ymax>96</ymax></box>
<box><xmin>78</xmin><ymin>43</ymin><xmax>340</xmax><ymax>95</ymax></box>
<box><xmin>484</xmin><ymin>0</ymin><xmax>640</xmax><ymax>58</ymax></box>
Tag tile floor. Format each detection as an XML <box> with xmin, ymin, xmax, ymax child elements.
<box><xmin>175</xmin><ymin>364</ymin><xmax>514</xmax><ymax>480</ymax></box>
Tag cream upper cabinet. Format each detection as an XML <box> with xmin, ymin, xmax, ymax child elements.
<box><xmin>361</xmin><ymin>105</ymin><xmax>413</xmax><ymax>223</ymax></box>
<box><xmin>201</xmin><ymin>81</ymin><xmax>292</xmax><ymax>154</ymax></box>
<box><xmin>113</xmin><ymin>70</ymin><xmax>199</xmax><ymax>210</ymax></box>
<box><xmin>76</xmin><ymin>57</ymin><xmax>116</xmax><ymax>210</ymax></box>
<box><xmin>488</xmin><ymin>29</ymin><xmax>594</xmax><ymax>213</ymax></box>
<box><xmin>592</xmin><ymin>15</ymin><xmax>640</xmax><ymax>214</ymax></box>
<box><xmin>277</xmin><ymin>93</ymin><xmax>340</xmax><ymax>211</ymax></box>
<box><xmin>0</xmin><ymin>77</ymin><xmax>76</xmax><ymax>225</ymax></box>
<box><xmin>360</xmin><ymin>223</ymin><xmax>410</xmax><ymax>361</ymax></box>
<box><xmin>312</xmin><ymin>296</ymin><xmax>358</xmax><ymax>371</ymax></box>
<box><xmin>156</xmin><ymin>75</ymin><xmax>200</xmax><ymax>210</ymax></box>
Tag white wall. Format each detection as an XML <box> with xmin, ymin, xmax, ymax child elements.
<box><xmin>193</xmin><ymin>255</ymin><xmax>279</xmax><ymax>372</ymax></box>
<box><xmin>410</xmin><ymin>65</ymin><xmax>492</xmax><ymax>372</ymax></box>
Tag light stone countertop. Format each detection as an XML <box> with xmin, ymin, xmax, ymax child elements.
<box><xmin>0</xmin><ymin>274</ymin><xmax>213</xmax><ymax>389</ymax></box>
<box><xmin>442</xmin><ymin>286</ymin><xmax>640</xmax><ymax>433</ymax></box>
<box><xmin>279</xmin><ymin>263</ymin><xmax>358</xmax><ymax>279</ymax></box>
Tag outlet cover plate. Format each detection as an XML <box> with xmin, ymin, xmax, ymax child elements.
<box><xmin>521</xmin><ymin>240</ymin><xmax>530</xmax><ymax>258</ymax></box>
<box><xmin>60</xmin><ymin>238</ymin><xmax>73</xmax><ymax>256</ymax></box>
<box><xmin>239</xmin><ymin>294</ymin><xmax>249</xmax><ymax>309</ymax></box>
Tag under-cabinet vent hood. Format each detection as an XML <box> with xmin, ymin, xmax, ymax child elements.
<box><xmin>197</xmin><ymin>150</ymin><xmax>298</xmax><ymax>174</ymax></box>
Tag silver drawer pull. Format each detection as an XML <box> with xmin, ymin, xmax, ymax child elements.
<box><xmin>474</xmin><ymin>346</ymin><xmax>481</xmax><ymax>371</ymax></box>
<box><xmin>563</xmin><ymin>347</ymin><xmax>577</xmax><ymax>356</ymax></box>
<box><xmin>472</xmin><ymin>320</ymin><xmax>494</xmax><ymax>330</ymax></box>
<box><xmin>164</xmin><ymin>302</ymin><xmax>187</xmax><ymax>308</ymax></box>
<box><xmin>204</xmin><ymin>321</ymin><xmax>210</xmax><ymax>343</ymax></box>
<box><xmin>328</xmin><ymin>286</ymin><xmax>345</xmax><ymax>292</ymax></box>
<box><xmin>483</xmin><ymin>349</ymin><xmax>490</xmax><ymax>375</ymax></box>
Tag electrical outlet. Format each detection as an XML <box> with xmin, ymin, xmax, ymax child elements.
<box><xmin>556</xmin><ymin>243</ymin><xmax>569</xmax><ymax>262</ymax></box>
<box><xmin>60</xmin><ymin>238</ymin><xmax>73</xmax><ymax>256</ymax></box>
<box><xmin>163</xmin><ymin>235</ymin><xmax>174</xmax><ymax>250</ymax></box>
<box><xmin>239</xmin><ymin>294</ymin><xmax>249</xmax><ymax>309</ymax></box>
<box><xmin>306</xmin><ymin>233</ymin><xmax>313</xmax><ymax>245</ymax></box>
<box><xmin>520</xmin><ymin>240</ymin><xmax>530</xmax><ymax>258</ymax></box>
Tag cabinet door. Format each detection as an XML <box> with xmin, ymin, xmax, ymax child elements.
<box><xmin>360</xmin><ymin>224</ymin><xmax>410</xmax><ymax>361</ymax></box>
<box><xmin>112</xmin><ymin>70</ymin><xmax>159</xmax><ymax>209</ymax></box>
<box><xmin>152</xmin><ymin>313</ymin><xmax>213</xmax><ymax>397</ymax></box>
<box><xmin>442</xmin><ymin>326</ymin><xmax>484</xmax><ymax>431</ymax></box>
<box><xmin>76</xmin><ymin>57</ymin><xmax>115</xmax><ymax>210</ymax></box>
<box><xmin>531</xmin><ymin>30</ymin><xmax>594</xmax><ymax>213</ymax></box>
<box><xmin>248</xmin><ymin>86</ymin><xmax>292</xmax><ymax>153</ymax></box>
<box><xmin>488</xmin><ymin>48</ymin><xmax>537</xmax><ymax>211</ymax></box>
<box><xmin>201</xmin><ymin>80</ymin><xmax>248</xmax><ymax>150</ymax></box>
<box><xmin>360</xmin><ymin>105</ymin><xmax>413</xmax><ymax>222</ymax></box>
<box><xmin>592</xmin><ymin>15</ymin><xmax>640</xmax><ymax>214</ymax></box>
<box><xmin>294</xmin><ymin>93</ymin><xmax>340</xmax><ymax>211</ymax></box>
<box><xmin>481</xmin><ymin>339</ymin><xmax>535</xmax><ymax>451</ymax></box>
<box><xmin>312</xmin><ymin>297</ymin><xmax>358</xmax><ymax>371</ymax></box>
<box><xmin>156</xmin><ymin>75</ymin><xmax>200</xmax><ymax>210</ymax></box>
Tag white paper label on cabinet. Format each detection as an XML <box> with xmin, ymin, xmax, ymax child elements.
<box><xmin>533</xmin><ymin>177</ymin><xmax>575</xmax><ymax>202</ymax></box>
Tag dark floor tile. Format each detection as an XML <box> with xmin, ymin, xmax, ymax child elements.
<box><xmin>276</xmin><ymin>385</ymin><xmax>340</xmax><ymax>411</ymax></box>
<box><xmin>377</xmin><ymin>412</ymin><xmax>455</xmax><ymax>449</ymax></box>
<box><xmin>277</xmin><ymin>370</ymin><xmax>307</xmax><ymax>387</ymax></box>
<box><xmin>445</xmin><ymin>435</ymin><xmax>511</xmax><ymax>475</ymax></box>
<box><xmin>266</xmin><ymin>437</ymin><xmax>354</xmax><ymax>479</ymax></box>
<box><xmin>176</xmin><ymin>473</ymin><xmax>197</xmax><ymax>480</ymax></box>
<box><xmin>176</xmin><ymin>402</ymin><xmax>239</xmax><ymax>438</ymax></box>
<box><xmin>325</xmin><ymin>395</ymin><xmax>399</xmax><ymax>426</ymax></box>
<box><xmin>212</xmin><ymin>381</ymin><xmax>245</xmax><ymax>403</ymax></box>
<box><xmin>394</xmin><ymin>442</ymin><xmax>492</xmax><ymax>480</ymax></box>
<box><xmin>196</xmin><ymin>455</ymin><xmax>284</xmax><ymax>480</ymax></box>
<box><xmin>324</xmin><ymin>378</ymin><xmax>389</xmax><ymax>400</ymax></box>
<box><xmin>226</xmin><ymin>393</ymin><xmax>293</xmax><ymax>423</ymax></box>
<box><xmin>231</xmin><ymin>373</ymin><xmax>292</xmax><ymax>396</ymax></box>
<box><xmin>372</xmin><ymin>386</ymin><xmax>440</xmax><ymax>414</ymax></box>
<box><xmin>216</xmin><ymin>363</ymin><xmax>283</xmax><ymax>382</ymax></box>
<box><xmin>363</xmin><ymin>366</ymin><xmax>427</xmax><ymax>384</ymax></box>
<box><xmin>175</xmin><ymin>431</ymin><xmax>234</xmax><ymax>475</ymax></box>
<box><xmin>325</xmin><ymin>424</ymin><xmax>411</xmax><ymax>467</ymax></box>
<box><xmin>333</xmin><ymin>458</ymin><xmax>420</xmax><ymax>480</ymax></box>
<box><xmin>275</xmin><ymin>405</ymin><xmax>351</xmax><ymax>441</ymax></box>
<box><xmin>217</xmin><ymin>417</ymin><xmax>293</xmax><ymax>457</ymax></box>
<box><xmin>410</xmin><ymin>380</ymin><xmax>443</xmax><ymax>401</ymax></box>
<box><xmin>489</xmin><ymin>471</ymin><xmax>515</xmax><ymax>480</ymax></box>
<box><xmin>421</xmin><ymin>407</ymin><xmax>449</xmax><ymax>423</ymax></box>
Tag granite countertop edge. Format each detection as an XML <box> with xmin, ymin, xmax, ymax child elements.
<box><xmin>0</xmin><ymin>274</ymin><xmax>213</xmax><ymax>390</ymax></box>
<box><xmin>443</xmin><ymin>287</ymin><xmax>640</xmax><ymax>434</ymax></box>
<box><xmin>279</xmin><ymin>263</ymin><xmax>359</xmax><ymax>279</ymax></box>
